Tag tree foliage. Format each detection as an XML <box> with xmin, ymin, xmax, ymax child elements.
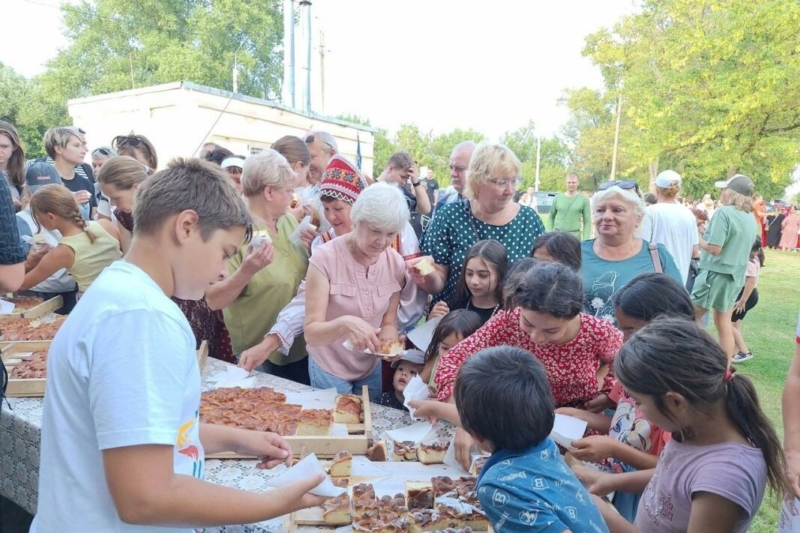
<box><xmin>38</xmin><ymin>0</ymin><xmax>284</xmax><ymax>113</ymax></box>
<box><xmin>576</xmin><ymin>0</ymin><xmax>800</xmax><ymax>199</ymax></box>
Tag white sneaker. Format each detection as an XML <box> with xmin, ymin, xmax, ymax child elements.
<box><xmin>732</xmin><ymin>351</ymin><xmax>753</xmax><ymax>363</ymax></box>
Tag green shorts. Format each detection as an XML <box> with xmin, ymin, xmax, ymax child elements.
<box><xmin>690</xmin><ymin>270</ymin><xmax>739</xmax><ymax>312</ymax></box>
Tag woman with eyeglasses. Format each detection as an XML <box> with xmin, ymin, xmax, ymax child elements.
<box><xmin>581</xmin><ymin>181</ymin><xmax>682</xmax><ymax>324</ymax></box>
<box><xmin>413</xmin><ymin>142</ymin><xmax>545</xmax><ymax>306</ymax></box>
<box><xmin>112</xmin><ymin>133</ymin><xmax>158</xmax><ymax>172</ymax></box>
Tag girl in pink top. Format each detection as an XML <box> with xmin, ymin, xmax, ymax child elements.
<box><xmin>304</xmin><ymin>183</ymin><xmax>409</xmax><ymax>398</ymax></box>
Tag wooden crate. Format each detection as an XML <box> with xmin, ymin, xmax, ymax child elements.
<box><xmin>3</xmin><ymin>296</ymin><xmax>63</xmax><ymax>319</ymax></box>
<box><xmin>207</xmin><ymin>385</ymin><xmax>373</xmax><ymax>459</ymax></box>
<box><xmin>1</xmin><ymin>341</ymin><xmax>209</xmax><ymax>399</ymax></box>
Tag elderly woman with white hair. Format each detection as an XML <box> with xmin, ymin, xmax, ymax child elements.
<box><xmin>304</xmin><ymin>183</ymin><xmax>410</xmax><ymax>397</ymax></box>
<box><xmin>582</xmin><ymin>180</ymin><xmax>682</xmax><ymax>323</ymax></box>
<box><xmin>206</xmin><ymin>149</ymin><xmax>310</xmax><ymax>383</ymax></box>
<box><xmin>414</xmin><ymin>142</ymin><xmax>545</xmax><ymax>305</ymax></box>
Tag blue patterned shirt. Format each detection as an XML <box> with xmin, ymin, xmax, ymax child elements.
<box><xmin>477</xmin><ymin>438</ymin><xmax>609</xmax><ymax>533</ymax></box>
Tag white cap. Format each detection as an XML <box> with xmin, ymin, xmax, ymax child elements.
<box><xmin>221</xmin><ymin>157</ymin><xmax>245</xmax><ymax>170</ymax></box>
<box><xmin>654</xmin><ymin>170</ymin><xmax>682</xmax><ymax>189</ymax></box>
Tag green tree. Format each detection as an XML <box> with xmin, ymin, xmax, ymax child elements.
<box><xmin>39</xmin><ymin>0</ymin><xmax>284</xmax><ymax>114</ymax></box>
<box><xmin>582</xmin><ymin>0</ymin><xmax>800</xmax><ymax>198</ymax></box>
<box><xmin>0</xmin><ymin>62</ymin><xmax>67</xmax><ymax>158</ymax></box>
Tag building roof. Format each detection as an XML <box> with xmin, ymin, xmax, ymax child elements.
<box><xmin>67</xmin><ymin>81</ymin><xmax>378</xmax><ymax>134</ymax></box>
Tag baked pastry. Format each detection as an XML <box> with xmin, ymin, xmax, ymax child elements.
<box><xmin>419</xmin><ymin>527</ymin><xmax>474</xmax><ymax>533</ymax></box>
<box><xmin>392</xmin><ymin>440</ymin><xmax>418</xmax><ymax>462</ymax></box>
<box><xmin>368</xmin><ymin>441</ymin><xmax>388</xmax><ymax>462</ymax></box>
<box><xmin>413</xmin><ymin>257</ymin><xmax>436</xmax><ymax>276</ymax></box>
<box><xmin>0</xmin><ymin>316</ymin><xmax>65</xmax><ymax>341</ymax></box>
<box><xmin>9</xmin><ymin>349</ymin><xmax>48</xmax><ymax>379</ymax></box>
<box><xmin>435</xmin><ymin>498</ymin><xmax>487</xmax><ymax>531</ymax></box>
<box><xmin>6</xmin><ymin>295</ymin><xmax>43</xmax><ymax>311</ymax></box>
<box><xmin>330</xmin><ymin>450</ymin><xmax>352</xmax><ymax>477</ymax></box>
<box><xmin>322</xmin><ymin>493</ymin><xmax>352</xmax><ymax>525</ymax></box>
<box><xmin>331</xmin><ymin>477</ymin><xmax>350</xmax><ymax>488</ymax></box>
<box><xmin>309</xmin><ymin>208</ymin><xmax>321</xmax><ymax>228</ymax></box>
<box><xmin>334</xmin><ymin>394</ymin><xmax>363</xmax><ymax>424</ymax></box>
<box><xmin>417</xmin><ymin>442</ymin><xmax>448</xmax><ymax>465</ymax></box>
<box><xmin>290</xmin><ymin>193</ymin><xmax>301</xmax><ymax>209</ymax></box>
<box><xmin>469</xmin><ymin>456</ymin><xmax>489</xmax><ymax>477</ymax></box>
<box><xmin>406</xmin><ymin>481</ymin><xmax>434</xmax><ymax>510</ymax></box>
<box><xmin>295</xmin><ymin>408</ymin><xmax>334</xmax><ymax>436</ymax></box>
<box><xmin>379</xmin><ymin>339</ymin><xmax>404</xmax><ymax>356</ymax></box>
<box><xmin>431</xmin><ymin>476</ymin><xmax>457</xmax><ymax>498</ymax></box>
<box><xmin>353</xmin><ymin>483</ymin><xmax>378</xmax><ymax>519</ymax></box>
<box><xmin>408</xmin><ymin>510</ymin><xmax>463</xmax><ymax>533</ymax></box>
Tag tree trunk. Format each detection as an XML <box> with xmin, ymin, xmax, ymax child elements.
<box><xmin>648</xmin><ymin>159</ymin><xmax>659</xmax><ymax>192</ymax></box>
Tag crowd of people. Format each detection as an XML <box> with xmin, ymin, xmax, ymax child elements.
<box><xmin>0</xmin><ymin>117</ymin><xmax>798</xmax><ymax>533</ymax></box>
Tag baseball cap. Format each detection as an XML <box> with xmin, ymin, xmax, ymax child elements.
<box><xmin>654</xmin><ymin>170</ymin><xmax>682</xmax><ymax>189</ymax></box>
<box><xmin>715</xmin><ymin>174</ymin><xmax>754</xmax><ymax>197</ymax></box>
<box><xmin>25</xmin><ymin>162</ymin><xmax>62</xmax><ymax>193</ymax></box>
<box><xmin>221</xmin><ymin>157</ymin><xmax>245</xmax><ymax>170</ymax></box>
<box><xmin>390</xmin><ymin>350</ymin><xmax>425</xmax><ymax>368</ymax></box>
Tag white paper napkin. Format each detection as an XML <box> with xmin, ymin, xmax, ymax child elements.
<box><xmin>385</xmin><ymin>421</ymin><xmax>435</xmax><ymax>445</ymax></box>
<box><xmin>208</xmin><ymin>366</ymin><xmax>256</xmax><ymax>389</ymax></box>
<box><xmin>266</xmin><ymin>453</ymin><xmax>345</xmax><ymax>497</ymax></box>
<box><xmin>443</xmin><ymin>438</ymin><xmax>481</xmax><ymax>473</ymax></box>
<box><xmin>0</xmin><ymin>299</ymin><xmax>15</xmax><ymax>315</ymax></box>
<box><xmin>403</xmin><ymin>375</ymin><xmax>431</xmax><ymax>420</ymax></box>
<box><xmin>552</xmin><ymin>414</ymin><xmax>588</xmax><ymax>448</ymax></box>
<box><xmin>290</xmin><ymin>215</ymin><xmax>318</xmax><ymax>245</ymax></box>
<box><xmin>406</xmin><ymin>317</ymin><xmax>442</xmax><ymax>353</ymax></box>
<box><xmin>342</xmin><ymin>339</ymin><xmax>407</xmax><ymax>357</ymax></box>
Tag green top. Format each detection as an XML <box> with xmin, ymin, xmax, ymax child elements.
<box><xmin>223</xmin><ymin>215</ymin><xmax>309</xmax><ymax>364</ymax></box>
<box><xmin>549</xmin><ymin>193</ymin><xmax>592</xmax><ymax>239</ymax></box>
<box><xmin>699</xmin><ymin>205</ymin><xmax>759</xmax><ymax>287</ymax></box>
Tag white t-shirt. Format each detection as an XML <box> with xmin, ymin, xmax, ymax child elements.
<box><xmin>639</xmin><ymin>202</ymin><xmax>699</xmax><ymax>285</ymax></box>
<box><xmin>32</xmin><ymin>261</ymin><xmax>203</xmax><ymax>533</ymax></box>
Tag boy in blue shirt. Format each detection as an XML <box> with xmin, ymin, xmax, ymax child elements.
<box><xmin>455</xmin><ymin>346</ymin><xmax>609</xmax><ymax>533</ymax></box>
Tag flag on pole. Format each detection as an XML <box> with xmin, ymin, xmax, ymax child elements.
<box><xmin>356</xmin><ymin>132</ymin><xmax>362</xmax><ymax>170</ymax></box>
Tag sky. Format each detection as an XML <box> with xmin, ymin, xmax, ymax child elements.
<box><xmin>1</xmin><ymin>0</ymin><xmax>638</xmax><ymax>139</ymax></box>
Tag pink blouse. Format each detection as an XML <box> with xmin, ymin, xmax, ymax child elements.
<box><xmin>307</xmin><ymin>236</ymin><xmax>405</xmax><ymax>381</ymax></box>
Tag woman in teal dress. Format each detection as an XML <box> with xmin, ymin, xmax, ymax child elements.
<box><xmin>415</xmin><ymin>142</ymin><xmax>545</xmax><ymax>304</ymax></box>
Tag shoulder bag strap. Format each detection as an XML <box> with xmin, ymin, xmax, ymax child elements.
<box><xmin>649</xmin><ymin>243</ymin><xmax>663</xmax><ymax>273</ymax></box>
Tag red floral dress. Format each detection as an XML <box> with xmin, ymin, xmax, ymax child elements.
<box><xmin>434</xmin><ymin>308</ymin><xmax>622</xmax><ymax>407</ymax></box>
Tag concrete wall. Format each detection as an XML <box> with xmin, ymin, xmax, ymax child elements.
<box><xmin>68</xmin><ymin>82</ymin><xmax>375</xmax><ymax>176</ymax></box>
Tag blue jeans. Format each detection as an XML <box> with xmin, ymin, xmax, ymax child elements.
<box><xmin>308</xmin><ymin>357</ymin><xmax>382</xmax><ymax>400</ymax></box>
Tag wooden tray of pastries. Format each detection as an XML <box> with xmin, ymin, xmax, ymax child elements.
<box><xmin>0</xmin><ymin>340</ymin><xmax>211</xmax><ymax>399</ymax></box>
<box><xmin>204</xmin><ymin>385</ymin><xmax>373</xmax><ymax>459</ymax></box>
<box><xmin>290</xmin><ymin>474</ymin><xmax>490</xmax><ymax>533</ymax></box>
<box><xmin>0</xmin><ymin>315</ymin><xmax>66</xmax><ymax>342</ymax></box>
<box><xmin>1</xmin><ymin>295</ymin><xmax>63</xmax><ymax>319</ymax></box>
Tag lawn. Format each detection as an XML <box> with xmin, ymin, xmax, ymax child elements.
<box><xmin>721</xmin><ymin>249</ymin><xmax>800</xmax><ymax>532</ymax></box>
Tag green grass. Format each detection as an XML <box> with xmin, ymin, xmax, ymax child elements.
<box><xmin>717</xmin><ymin>249</ymin><xmax>800</xmax><ymax>532</ymax></box>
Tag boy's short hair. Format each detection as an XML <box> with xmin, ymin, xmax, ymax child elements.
<box><xmin>133</xmin><ymin>157</ymin><xmax>252</xmax><ymax>240</ymax></box>
<box><xmin>455</xmin><ymin>347</ymin><xmax>554</xmax><ymax>451</ymax></box>
<box><xmin>43</xmin><ymin>127</ymin><xmax>82</xmax><ymax>159</ymax></box>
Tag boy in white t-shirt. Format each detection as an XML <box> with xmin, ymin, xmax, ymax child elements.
<box><xmin>32</xmin><ymin>158</ymin><xmax>325</xmax><ymax>533</ymax></box>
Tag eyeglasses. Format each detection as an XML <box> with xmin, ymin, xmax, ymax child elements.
<box><xmin>488</xmin><ymin>177</ymin><xmax>522</xmax><ymax>189</ymax></box>
<box><xmin>92</xmin><ymin>148</ymin><xmax>114</xmax><ymax>157</ymax></box>
<box><xmin>598</xmin><ymin>180</ymin><xmax>641</xmax><ymax>195</ymax></box>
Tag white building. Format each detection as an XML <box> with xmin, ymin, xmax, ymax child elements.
<box><xmin>68</xmin><ymin>81</ymin><xmax>376</xmax><ymax>176</ymax></box>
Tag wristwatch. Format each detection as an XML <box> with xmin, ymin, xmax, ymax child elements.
<box><xmin>412</xmin><ymin>181</ymin><xmax>422</xmax><ymax>187</ymax></box>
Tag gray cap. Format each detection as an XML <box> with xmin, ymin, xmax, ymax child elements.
<box><xmin>715</xmin><ymin>174</ymin><xmax>754</xmax><ymax>197</ymax></box>
<box><xmin>25</xmin><ymin>162</ymin><xmax>62</xmax><ymax>193</ymax></box>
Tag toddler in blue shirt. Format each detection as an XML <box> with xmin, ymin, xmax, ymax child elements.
<box><xmin>455</xmin><ymin>346</ymin><xmax>609</xmax><ymax>533</ymax></box>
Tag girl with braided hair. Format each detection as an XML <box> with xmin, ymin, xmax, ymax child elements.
<box><xmin>20</xmin><ymin>184</ymin><xmax>121</xmax><ymax>296</ymax></box>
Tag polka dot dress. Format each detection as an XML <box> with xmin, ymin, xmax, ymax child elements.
<box><xmin>422</xmin><ymin>199</ymin><xmax>545</xmax><ymax>303</ymax></box>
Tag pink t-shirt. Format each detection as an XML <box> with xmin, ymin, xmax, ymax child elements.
<box><xmin>307</xmin><ymin>236</ymin><xmax>405</xmax><ymax>381</ymax></box>
<box><xmin>635</xmin><ymin>440</ymin><xmax>767</xmax><ymax>533</ymax></box>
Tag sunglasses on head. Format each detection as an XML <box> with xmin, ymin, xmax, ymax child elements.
<box><xmin>114</xmin><ymin>135</ymin><xmax>143</xmax><ymax>147</ymax></box>
<box><xmin>93</xmin><ymin>148</ymin><xmax>113</xmax><ymax>157</ymax></box>
<box><xmin>305</xmin><ymin>134</ymin><xmax>333</xmax><ymax>151</ymax></box>
<box><xmin>598</xmin><ymin>180</ymin><xmax>641</xmax><ymax>194</ymax></box>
